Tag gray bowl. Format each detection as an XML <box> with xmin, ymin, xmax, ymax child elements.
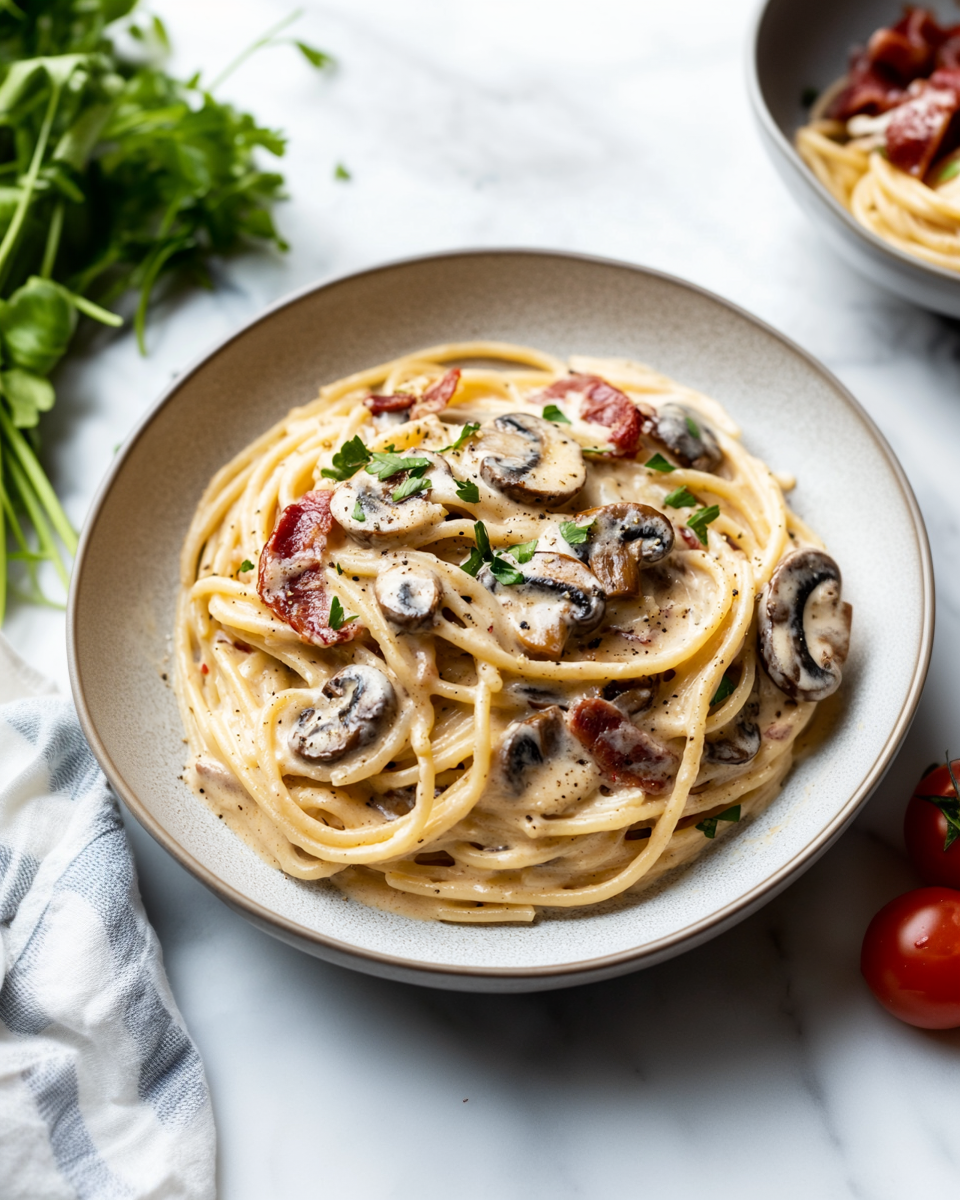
<box><xmin>68</xmin><ymin>250</ymin><xmax>932</xmax><ymax>992</ymax></box>
<box><xmin>749</xmin><ymin>0</ymin><xmax>960</xmax><ymax>316</ymax></box>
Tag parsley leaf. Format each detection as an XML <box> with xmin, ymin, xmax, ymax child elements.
<box><xmin>366</xmin><ymin>452</ymin><xmax>432</xmax><ymax>481</ymax></box>
<box><xmin>335</xmin><ymin>562</ymin><xmax>343</xmax><ymax>575</ymax></box>
<box><xmin>542</xmin><ymin>404</ymin><xmax>572</xmax><ymax>425</ymax></box>
<box><xmin>439</xmin><ymin>423</ymin><xmax>480</xmax><ymax>452</ymax></box>
<box><xmin>509</xmin><ymin>538</ymin><xmax>539</xmax><ymax>563</ymax></box>
<box><xmin>663</xmin><ymin>486</ymin><xmax>698</xmax><ymax>509</ymax></box>
<box><xmin>685</xmin><ymin>415</ymin><xmax>701</xmax><ymax>438</ymax></box>
<box><xmin>321</xmin><ymin>436</ymin><xmax>372</xmax><ymax>481</ymax></box>
<box><xmin>392</xmin><ymin>476</ymin><xmax>433</xmax><ymax>502</ymax></box>
<box><xmin>334</xmin><ymin>162</ymin><xmax>351</xmax><ymax>180</ymax></box>
<box><xmin>645</xmin><ymin>453</ymin><xmax>676</xmax><ymax>473</ymax></box>
<box><xmin>239</xmin><ymin>559</ymin><xmax>254</xmax><ymax>574</ymax></box>
<box><xmin>489</xmin><ymin>556</ymin><xmax>526</xmax><ymax>586</ymax></box>
<box><xmin>473</xmin><ymin>520</ymin><xmax>492</xmax><ymax>559</ymax></box>
<box><xmin>454</xmin><ymin>479</ymin><xmax>480</xmax><ymax>503</ymax></box>
<box><xmin>710</xmin><ymin>673</ymin><xmax>736</xmax><ymax>706</ymax></box>
<box><xmin>687</xmin><ymin>505</ymin><xmax>720</xmax><ymax>545</ymax></box>
<box><xmin>696</xmin><ymin>805</ymin><xmax>741</xmax><ymax>839</ymax></box>
<box><xmin>328</xmin><ymin>595</ymin><xmax>358</xmax><ymax>631</ymax></box>
<box><xmin>460</xmin><ymin>548</ymin><xmax>485</xmax><ymax>577</ymax></box>
<box><xmin>352</xmin><ymin>499</ymin><xmax>365</xmax><ymax>522</ymax></box>
<box><xmin>560</xmin><ymin>518</ymin><xmax>595</xmax><ymax>545</ymax></box>
<box><xmin>940</xmin><ymin>159</ymin><xmax>960</xmax><ymax>183</ymax></box>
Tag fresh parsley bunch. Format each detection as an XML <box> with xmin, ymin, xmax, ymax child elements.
<box><xmin>0</xmin><ymin>1</ymin><xmax>330</xmax><ymax>620</ymax></box>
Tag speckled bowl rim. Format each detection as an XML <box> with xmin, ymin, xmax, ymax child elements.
<box><xmin>746</xmin><ymin>0</ymin><xmax>960</xmax><ymax>291</ymax></box>
<box><xmin>68</xmin><ymin>249</ymin><xmax>934</xmax><ymax>988</ymax></box>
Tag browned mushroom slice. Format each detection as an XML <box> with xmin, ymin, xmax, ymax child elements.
<box><xmin>575</xmin><ymin>503</ymin><xmax>674</xmax><ymax>597</ymax></box>
<box><xmin>479</xmin><ymin>552</ymin><xmax>605</xmax><ymax>658</ymax></box>
<box><xmin>375</xmin><ymin>563</ymin><xmax>442</xmax><ymax>631</ymax></box>
<box><xmin>329</xmin><ymin>452</ymin><xmax>458</xmax><ymax>546</ymax></box>
<box><xmin>601</xmin><ymin>676</ymin><xmax>658</xmax><ymax>716</ymax></box>
<box><xmin>758</xmin><ymin>549</ymin><xmax>852</xmax><ymax>702</ymax></box>
<box><xmin>703</xmin><ymin>693</ymin><xmax>761</xmax><ymax>767</ymax></box>
<box><xmin>464</xmin><ymin>413</ymin><xmax>586</xmax><ymax>507</ymax></box>
<box><xmin>497</xmin><ymin>705</ymin><xmax>599</xmax><ymax>808</ymax></box>
<box><xmin>654</xmin><ymin>404</ymin><xmax>722</xmax><ymax>472</ymax></box>
<box><xmin>291</xmin><ymin>665</ymin><xmax>396</xmax><ymax>764</ymax></box>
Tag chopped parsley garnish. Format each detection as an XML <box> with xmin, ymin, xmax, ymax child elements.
<box><xmin>509</xmin><ymin>538</ymin><xmax>539</xmax><ymax>563</ymax></box>
<box><xmin>473</xmin><ymin>520</ymin><xmax>492</xmax><ymax>559</ymax></box>
<box><xmin>334</xmin><ymin>163</ymin><xmax>351</xmax><ymax>181</ymax></box>
<box><xmin>391</xmin><ymin>475</ymin><xmax>433</xmax><ymax>502</ymax></box>
<box><xmin>460</xmin><ymin>547</ymin><xmax>485</xmax><ymax>577</ymax></box>
<box><xmin>488</xmin><ymin>556</ymin><xmax>526</xmax><ymax>586</ymax></box>
<box><xmin>454</xmin><ymin>479</ymin><xmax>480</xmax><ymax>503</ymax></box>
<box><xmin>663</xmin><ymin>486</ymin><xmax>698</xmax><ymax>509</ymax></box>
<box><xmin>710</xmin><ymin>673</ymin><xmax>736</xmax><ymax>706</ymax></box>
<box><xmin>916</xmin><ymin>754</ymin><xmax>960</xmax><ymax>850</ymax></box>
<box><xmin>645</xmin><ymin>453</ymin><xmax>676</xmax><ymax>473</ymax></box>
<box><xmin>335</xmin><ymin>562</ymin><xmax>344</xmax><ymax>575</ymax></box>
<box><xmin>239</xmin><ymin>559</ymin><xmax>254</xmax><ymax>573</ymax></box>
<box><xmin>939</xmin><ymin>159</ymin><xmax>960</xmax><ymax>183</ymax></box>
<box><xmin>687</xmin><ymin>504</ymin><xmax>720</xmax><ymax>545</ymax></box>
<box><xmin>560</xmin><ymin>517</ymin><xmax>595</xmax><ymax>546</ymax></box>
<box><xmin>352</xmin><ymin>499</ymin><xmax>365</xmax><ymax>522</ymax></box>
<box><xmin>696</xmin><ymin>805</ymin><xmax>741</xmax><ymax>839</ymax></box>
<box><xmin>439</xmin><ymin>423</ymin><xmax>480</xmax><ymax>452</ymax></box>
<box><xmin>328</xmin><ymin>595</ymin><xmax>358</xmax><ymax>631</ymax></box>
<box><xmin>366</xmin><ymin>451</ymin><xmax>432</xmax><ymax>481</ymax></box>
<box><xmin>542</xmin><ymin>404</ymin><xmax>572</xmax><ymax>425</ymax></box>
<box><xmin>321</xmin><ymin>435</ymin><xmax>372</xmax><ymax>481</ymax></box>
<box><xmin>685</xmin><ymin>415</ymin><xmax>701</xmax><ymax>439</ymax></box>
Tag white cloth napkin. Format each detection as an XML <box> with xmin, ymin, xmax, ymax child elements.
<box><xmin>0</xmin><ymin>632</ymin><xmax>216</xmax><ymax>1199</ymax></box>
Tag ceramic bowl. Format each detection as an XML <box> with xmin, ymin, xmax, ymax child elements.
<box><xmin>749</xmin><ymin>0</ymin><xmax>960</xmax><ymax>317</ymax></box>
<box><xmin>69</xmin><ymin>250</ymin><xmax>932</xmax><ymax>992</ymax></box>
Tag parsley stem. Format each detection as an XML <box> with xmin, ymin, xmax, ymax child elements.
<box><xmin>0</xmin><ymin>80</ymin><xmax>62</xmax><ymax>292</ymax></box>
<box><xmin>4</xmin><ymin>448</ymin><xmax>68</xmax><ymax>589</ymax></box>
<box><xmin>0</xmin><ymin>406</ymin><xmax>77</xmax><ymax>556</ymax></box>
<box><xmin>208</xmin><ymin>9</ymin><xmax>304</xmax><ymax>92</ymax></box>
<box><xmin>40</xmin><ymin>200</ymin><xmax>64</xmax><ymax>280</ymax></box>
<box><xmin>0</xmin><ymin>447</ymin><xmax>5</xmax><ymax>623</ymax></box>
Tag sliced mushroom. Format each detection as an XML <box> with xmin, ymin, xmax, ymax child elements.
<box><xmin>479</xmin><ymin>551</ymin><xmax>605</xmax><ymax>658</ymax></box>
<box><xmin>758</xmin><ymin>549</ymin><xmax>852</xmax><ymax>702</ymax></box>
<box><xmin>375</xmin><ymin>563</ymin><xmax>442</xmax><ymax>631</ymax></box>
<box><xmin>575</xmin><ymin>503</ymin><xmax>674</xmax><ymax>597</ymax></box>
<box><xmin>329</xmin><ymin>452</ymin><xmax>456</xmax><ymax>546</ymax></box>
<box><xmin>462</xmin><ymin>413</ymin><xmax>586</xmax><ymax>507</ymax></box>
<box><xmin>654</xmin><ymin>403</ymin><xmax>722</xmax><ymax>472</ymax></box>
<box><xmin>703</xmin><ymin>695</ymin><xmax>761</xmax><ymax>767</ymax></box>
<box><xmin>601</xmin><ymin>676</ymin><xmax>658</xmax><ymax>716</ymax></box>
<box><xmin>497</xmin><ymin>705</ymin><xmax>599</xmax><ymax>810</ymax></box>
<box><xmin>367</xmin><ymin>787</ymin><xmax>416</xmax><ymax>821</ymax></box>
<box><xmin>291</xmin><ymin>664</ymin><xmax>396</xmax><ymax>764</ymax></box>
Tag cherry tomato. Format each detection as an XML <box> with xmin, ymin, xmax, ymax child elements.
<box><xmin>861</xmin><ymin>887</ymin><xmax>960</xmax><ymax>1028</ymax></box>
<box><xmin>904</xmin><ymin>760</ymin><xmax>960</xmax><ymax>888</ymax></box>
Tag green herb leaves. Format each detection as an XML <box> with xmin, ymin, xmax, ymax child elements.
<box><xmin>508</xmin><ymin>538</ymin><xmax>538</xmax><ymax>563</ymax></box>
<box><xmin>239</xmin><ymin>559</ymin><xmax>255</xmax><ymax>574</ymax></box>
<box><xmin>460</xmin><ymin>519</ymin><xmax>525</xmax><ymax>584</ymax></box>
<box><xmin>366</xmin><ymin>451</ymin><xmax>431</xmax><ymax>481</ymax></box>
<box><xmin>663</xmin><ymin>487</ymin><xmax>698</xmax><ymax>509</ymax></box>
<box><xmin>542</xmin><ymin>404</ymin><xmax>571</xmax><ymax>425</ymax></box>
<box><xmin>644</xmin><ymin>453</ymin><xmax>675</xmax><ymax>473</ymax></box>
<box><xmin>321</xmin><ymin>436</ymin><xmax>371</xmax><ymax>481</ymax></box>
<box><xmin>454</xmin><ymin>478</ymin><xmax>480</xmax><ymax>503</ymax></box>
<box><xmin>328</xmin><ymin>595</ymin><xmax>357</xmax><ymax>631</ymax></box>
<box><xmin>710</xmin><ymin>673</ymin><xmax>735</xmax><ymax>706</ymax></box>
<box><xmin>559</xmin><ymin>517</ymin><xmax>595</xmax><ymax>545</ymax></box>
<box><xmin>687</xmin><ymin>505</ymin><xmax>720</xmax><ymax>545</ymax></box>
<box><xmin>439</xmin><ymin>422</ymin><xmax>479</xmax><ymax>452</ymax></box>
<box><xmin>696</xmin><ymin>805</ymin><xmax>741</xmax><ymax>838</ymax></box>
<box><xmin>391</xmin><ymin>475</ymin><xmax>433</xmax><ymax>502</ymax></box>
<box><xmin>352</xmin><ymin>499</ymin><xmax>365</xmax><ymax>523</ymax></box>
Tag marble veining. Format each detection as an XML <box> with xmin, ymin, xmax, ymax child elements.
<box><xmin>9</xmin><ymin>0</ymin><xmax>960</xmax><ymax>1195</ymax></box>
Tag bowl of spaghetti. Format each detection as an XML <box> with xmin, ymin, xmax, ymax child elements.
<box><xmin>69</xmin><ymin>251</ymin><xmax>932</xmax><ymax>991</ymax></box>
<box><xmin>750</xmin><ymin>0</ymin><xmax>960</xmax><ymax>316</ymax></box>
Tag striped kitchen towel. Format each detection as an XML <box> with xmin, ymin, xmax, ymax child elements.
<box><xmin>0</xmin><ymin>632</ymin><xmax>216</xmax><ymax>1199</ymax></box>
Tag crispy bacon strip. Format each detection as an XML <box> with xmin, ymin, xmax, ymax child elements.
<box><xmin>410</xmin><ymin>368</ymin><xmax>461</xmax><ymax>419</ymax></box>
<box><xmin>540</xmin><ymin>374</ymin><xmax>653</xmax><ymax>457</ymax></box>
<box><xmin>365</xmin><ymin>393</ymin><xmax>415</xmax><ymax>415</ymax></box>
<box><xmin>568</xmin><ymin>698</ymin><xmax>677</xmax><ymax>792</ymax></box>
<box><xmin>886</xmin><ymin>77</ymin><xmax>960</xmax><ymax>175</ymax></box>
<box><xmin>257</xmin><ymin>489</ymin><xmax>360</xmax><ymax>646</ymax></box>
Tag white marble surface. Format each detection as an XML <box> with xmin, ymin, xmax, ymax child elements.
<box><xmin>9</xmin><ymin>0</ymin><xmax>960</xmax><ymax>1194</ymax></box>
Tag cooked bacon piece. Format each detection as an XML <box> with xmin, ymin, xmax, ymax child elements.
<box><xmin>410</xmin><ymin>368</ymin><xmax>461</xmax><ymax>419</ymax></box>
<box><xmin>365</xmin><ymin>393</ymin><xmax>416</xmax><ymax>415</ymax></box>
<box><xmin>539</xmin><ymin>374</ymin><xmax>653</xmax><ymax>457</ymax></box>
<box><xmin>257</xmin><ymin>489</ymin><xmax>361</xmax><ymax>646</ymax></box>
<box><xmin>886</xmin><ymin>78</ymin><xmax>960</xmax><ymax>175</ymax></box>
<box><xmin>568</xmin><ymin>698</ymin><xmax>677</xmax><ymax>792</ymax></box>
<box><xmin>828</xmin><ymin>8</ymin><xmax>949</xmax><ymax>120</ymax></box>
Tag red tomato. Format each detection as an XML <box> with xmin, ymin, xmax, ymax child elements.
<box><xmin>861</xmin><ymin>887</ymin><xmax>960</xmax><ymax>1029</ymax></box>
<box><xmin>904</xmin><ymin>761</ymin><xmax>960</xmax><ymax>888</ymax></box>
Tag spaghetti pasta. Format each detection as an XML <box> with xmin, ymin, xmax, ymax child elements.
<box><xmin>174</xmin><ymin>342</ymin><xmax>851</xmax><ymax>923</ymax></box>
